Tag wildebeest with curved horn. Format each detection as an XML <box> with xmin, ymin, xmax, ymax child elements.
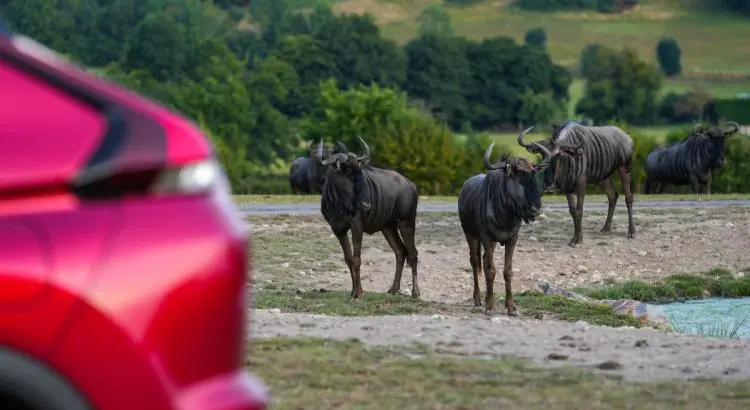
<box><xmin>288</xmin><ymin>140</ymin><xmax>348</xmax><ymax>194</ymax></box>
<box><xmin>644</xmin><ymin>121</ymin><xmax>740</xmax><ymax>195</ymax></box>
<box><xmin>317</xmin><ymin>137</ymin><xmax>420</xmax><ymax>299</ymax></box>
<box><xmin>518</xmin><ymin>122</ymin><xmax>636</xmax><ymax>247</ymax></box>
<box><xmin>457</xmin><ymin>141</ymin><xmax>552</xmax><ymax>316</ymax></box>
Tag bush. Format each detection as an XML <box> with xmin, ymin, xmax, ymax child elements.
<box><xmin>299</xmin><ymin>79</ymin><xmax>487</xmax><ymax>195</ymax></box>
<box><xmin>656</xmin><ymin>37</ymin><xmax>682</xmax><ymax>77</ymax></box>
<box><xmin>524</xmin><ymin>28</ymin><xmax>546</xmax><ymax>46</ymax></box>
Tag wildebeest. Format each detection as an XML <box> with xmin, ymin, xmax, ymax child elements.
<box><xmin>644</xmin><ymin>122</ymin><xmax>740</xmax><ymax>194</ymax></box>
<box><xmin>288</xmin><ymin>140</ymin><xmax>347</xmax><ymax>194</ymax></box>
<box><xmin>518</xmin><ymin>122</ymin><xmax>636</xmax><ymax>247</ymax></box>
<box><xmin>457</xmin><ymin>140</ymin><xmax>552</xmax><ymax>316</ymax></box>
<box><xmin>317</xmin><ymin>137</ymin><xmax>420</xmax><ymax>299</ymax></box>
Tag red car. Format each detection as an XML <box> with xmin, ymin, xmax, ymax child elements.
<box><xmin>0</xmin><ymin>20</ymin><xmax>269</xmax><ymax>410</ymax></box>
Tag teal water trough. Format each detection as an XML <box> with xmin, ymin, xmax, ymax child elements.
<box><xmin>660</xmin><ymin>297</ymin><xmax>750</xmax><ymax>339</ymax></box>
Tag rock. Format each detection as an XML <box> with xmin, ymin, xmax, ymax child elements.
<box><xmin>538</xmin><ymin>282</ymin><xmax>595</xmax><ymax>302</ymax></box>
<box><xmin>577</xmin><ymin>265</ymin><xmax>588</xmax><ymax>273</ymax></box>
<box><xmin>697</xmin><ymin>210</ymin><xmax>707</xmax><ymax>216</ymax></box>
<box><xmin>559</xmin><ymin>335</ymin><xmax>575</xmax><ymax>341</ymax></box>
<box><xmin>529</xmin><ymin>236</ymin><xmax>538</xmax><ymax>242</ymax></box>
<box><xmin>538</xmin><ymin>214</ymin><xmax>548</xmax><ymax>222</ymax></box>
<box><xmin>635</xmin><ymin>339</ymin><xmax>649</xmax><ymax>348</ymax></box>
<box><xmin>281</xmin><ymin>262</ymin><xmax>290</xmax><ymax>268</ymax></box>
<box><xmin>597</xmin><ymin>360</ymin><xmax>623</xmax><ymax>370</ymax></box>
<box><xmin>724</xmin><ymin>368</ymin><xmax>740</xmax><ymax>375</ymax></box>
<box><xmin>268</xmin><ymin>308</ymin><xmax>281</xmax><ymax>314</ymax></box>
<box><xmin>637</xmin><ymin>250</ymin><xmax>647</xmax><ymax>257</ymax></box>
<box><xmin>547</xmin><ymin>353</ymin><xmax>569</xmax><ymax>361</ymax></box>
<box><xmin>431</xmin><ymin>314</ymin><xmax>447</xmax><ymax>320</ymax></box>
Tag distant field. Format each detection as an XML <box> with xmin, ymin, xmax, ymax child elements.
<box><xmin>331</xmin><ymin>0</ymin><xmax>750</xmax><ymax>76</ymax></box>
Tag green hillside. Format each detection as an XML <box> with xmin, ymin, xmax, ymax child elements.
<box><xmin>329</xmin><ymin>0</ymin><xmax>750</xmax><ymax>75</ymax></box>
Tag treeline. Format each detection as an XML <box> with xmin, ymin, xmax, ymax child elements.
<box><xmin>517</xmin><ymin>0</ymin><xmax>639</xmax><ymax>13</ymax></box>
<box><xmin>2</xmin><ymin>0</ymin><xmax>748</xmax><ymax>195</ymax></box>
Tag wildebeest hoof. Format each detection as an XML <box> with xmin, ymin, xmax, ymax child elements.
<box><xmin>386</xmin><ymin>287</ymin><xmax>399</xmax><ymax>294</ymax></box>
<box><xmin>627</xmin><ymin>231</ymin><xmax>635</xmax><ymax>239</ymax></box>
<box><xmin>600</xmin><ymin>226</ymin><xmax>611</xmax><ymax>233</ymax></box>
<box><xmin>484</xmin><ymin>308</ymin><xmax>495</xmax><ymax>317</ymax></box>
<box><xmin>473</xmin><ymin>299</ymin><xmax>482</xmax><ymax>307</ymax></box>
<box><xmin>507</xmin><ymin>309</ymin><xmax>518</xmax><ymax>317</ymax></box>
<box><xmin>411</xmin><ymin>288</ymin><xmax>420</xmax><ymax>299</ymax></box>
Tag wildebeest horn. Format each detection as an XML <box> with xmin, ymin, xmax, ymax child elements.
<box><xmin>483</xmin><ymin>142</ymin><xmax>502</xmax><ymax>170</ymax></box>
<box><xmin>533</xmin><ymin>142</ymin><xmax>553</xmax><ymax>171</ymax></box>
<box><xmin>335</xmin><ymin>141</ymin><xmax>348</xmax><ymax>153</ymax></box>
<box><xmin>517</xmin><ymin>125</ymin><xmax>536</xmax><ymax>149</ymax></box>
<box><xmin>724</xmin><ymin>121</ymin><xmax>740</xmax><ymax>136</ymax></box>
<box><xmin>356</xmin><ymin>136</ymin><xmax>371</xmax><ymax>162</ymax></box>
<box><xmin>306</xmin><ymin>139</ymin><xmax>314</xmax><ymax>152</ymax></box>
<box><xmin>316</xmin><ymin>138</ymin><xmax>324</xmax><ymax>160</ymax></box>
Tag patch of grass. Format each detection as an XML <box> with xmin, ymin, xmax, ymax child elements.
<box><xmin>671</xmin><ymin>313</ymin><xmax>750</xmax><ymax>339</ymax></box>
<box><xmin>514</xmin><ymin>291</ymin><xmax>643</xmax><ymax>328</ymax></box>
<box><xmin>253</xmin><ymin>289</ymin><xmax>443</xmax><ymax>316</ymax></box>
<box><xmin>253</xmin><ymin>289</ymin><xmax>645</xmax><ymax>327</ymax></box>
<box><xmin>580</xmin><ymin>271</ymin><xmax>750</xmax><ymax>303</ymax></box>
<box><xmin>248</xmin><ymin>337</ymin><xmax>750</xmax><ymax>409</ymax></box>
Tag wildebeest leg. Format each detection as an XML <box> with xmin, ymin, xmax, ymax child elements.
<box><xmin>662</xmin><ymin>182</ymin><xmax>671</xmax><ymax>194</ymax></box>
<box><xmin>705</xmin><ymin>173</ymin><xmax>712</xmax><ymax>195</ymax></box>
<box><xmin>600</xmin><ymin>177</ymin><xmax>618</xmax><ymax>233</ymax></box>
<box><xmin>481</xmin><ymin>237</ymin><xmax>498</xmax><ymax>315</ymax></box>
<box><xmin>618</xmin><ymin>167</ymin><xmax>636</xmax><ymax>239</ymax></box>
<box><xmin>689</xmin><ymin>174</ymin><xmax>701</xmax><ymax>194</ymax></box>
<box><xmin>643</xmin><ymin>177</ymin><xmax>652</xmax><ymax>195</ymax></box>
<box><xmin>465</xmin><ymin>234</ymin><xmax>482</xmax><ymax>307</ymax></box>
<box><xmin>381</xmin><ymin>224</ymin><xmax>407</xmax><ymax>295</ymax></box>
<box><xmin>502</xmin><ymin>234</ymin><xmax>518</xmax><ymax>317</ymax></box>
<box><xmin>335</xmin><ymin>232</ymin><xmax>360</xmax><ymax>299</ymax></box>
<box><xmin>398</xmin><ymin>219</ymin><xmax>420</xmax><ymax>298</ymax></box>
<box><xmin>350</xmin><ymin>222</ymin><xmax>365</xmax><ymax>299</ymax></box>
<box><xmin>567</xmin><ymin>183</ymin><xmax>585</xmax><ymax>247</ymax></box>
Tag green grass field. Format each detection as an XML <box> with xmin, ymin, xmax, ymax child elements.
<box><xmin>332</xmin><ymin>0</ymin><xmax>750</xmax><ymax>77</ymax></box>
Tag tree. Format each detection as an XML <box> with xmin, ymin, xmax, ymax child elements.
<box><xmin>403</xmin><ymin>34</ymin><xmax>473</xmax><ymax>129</ymax></box>
<box><xmin>524</xmin><ymin>28</ymin><xmax>546</xmax><ymax>46</ymax></box>
<box><xmin>417</xmin><ymin>4</ymin><xmax>453</xmax><ymax>37</ymax></box>
<box><xmin>576</xmin><ymin>46</ymin><xmax>662</xmax><ymax>125</ymax></box>
<box><xmin>656</xmin><ymin>37</ymin><xmax>682</xmax><ymax>77</ymax></box>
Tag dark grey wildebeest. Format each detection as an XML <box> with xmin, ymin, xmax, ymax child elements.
<box><xmin>518</xmin><ymin>122</ymin><xmax>636</xmax><ymax>247</ymax></box>
<box><xmin>458</xmin><ymin>141</ymin><xmax>552</xmax><ymax>316</ymax></box>
<box><xmin>316</xmin><ymin>137</ymin><xmax>420</xmax><ymax>299</ymax></box>
<box><xmin>644</xmin><ymin>122</ymin><xmax>740</xmax><ymax>195</ymax></box>
<box><xmin>288</xmin><ymin>140</ymin><xmax>347</xmax><ymax>194</ymax></box>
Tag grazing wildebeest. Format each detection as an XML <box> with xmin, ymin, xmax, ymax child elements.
<box><xmin>457</xmin><ymin>139</ymin><xmax>552</xmax><ymax>316</ymax></box>
<box><xmin>518</xmin><ymin>122</ymin><xmax>636</xmax><ymax>247</ymax></box>
<box><xmin>644</xmin><ymin>122</ymin><xmax>740</xmax><ymax>195</ymax></box>
<box><xmin>288</xmin><ymin>140</ymin><xmax>347</xmax><ymax>194</ymax></box>
<box><xmin>317</xmin><ymin>137</ymin><xmax>420</xmax><ymax>299</ymax></box>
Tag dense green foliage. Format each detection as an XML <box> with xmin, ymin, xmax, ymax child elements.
<box><xmin>656</xmin><ymin>37</ymin><xmax>682</xmax><ymax>77</ymax></box>
<box><xmin>3</xmin><ymin>0</ymin><xmax>749</xmax><ymax>195</ymax></box>
<box><xmin>722</xmin><ymin>0</ymin><xmax>750</xmax><ymax>14</ymax></box>
<box><xmin>576</xmin><ymin>45</ymin><xmax>662</xmax><ymax>125</ymax></box>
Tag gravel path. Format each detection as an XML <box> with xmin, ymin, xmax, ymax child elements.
<box><xmin>250</xmin><ymin>310</ymin><xmax>750</xmax><ymax>383</ymax></box>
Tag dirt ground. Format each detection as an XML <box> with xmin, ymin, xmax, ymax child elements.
<box><xmin>248</xmin><ymin>206</ymin><xmax>750</xmax><ymax>304</ymax></box>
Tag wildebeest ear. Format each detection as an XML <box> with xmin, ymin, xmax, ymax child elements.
<box><xmin>505</xmin><ymin>163</ymin><xmax>513</xmax><ymax>176</ymax></box>
<box><xmin>560</xmin><ymin>146</ymin><xmax>582</xmax><ymax>157</ymax></box>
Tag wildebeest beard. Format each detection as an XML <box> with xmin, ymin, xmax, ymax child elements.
<box><xmin>323</xmin><ymin>164</ymin><xmax>369</xmax><ymax>218</ymax></box>
<box><xmin>484</xmin><ymin>167</ymin><xmax>542</xmax><ymax>225</ymax></box>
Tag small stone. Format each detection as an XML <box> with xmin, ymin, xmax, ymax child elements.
<box><xmin>597</xmin><ymin>360</ymin><xmax>623</xmax><ymax>370</ymax></box>
<box><xmin>724</xmin><ymin>367</ymin><xmax>739</xmax><ymax>375</ymax></box>
<box><xmin>635</xmin><ymin>340</ymin><xmax>649</xmax><ymax>348</ymax></box>
<box><xmin>529</xmin><ymin>236</ymin><xmax>538</xmax><ymax>242</ymax></box>
<box><xmin>268</xmin><ymin>308</ymin><xmax>281</xmax><ymax>314</ymax></box>
<box><xmin>725</xmin><ymin>222</ymin><xmax>735</xmax><ymax>228</ymax></box>
<box><xmin>282</xmin><ymin>262</ymin><xmax>290</xmax><ymax>268</ymax></box>
<box><xmin>559</xmin><ymin>335</ymin><xmax>575</xmax><ymax>341</ymax></box>
<box><xmin>533</xmin><ymin>312</ymin><xmax>544</xmax><ymax>319</ymax></box>
<box><xmin>577</xmin><ymin>265</ymin><xmax>588</xmax><ymax>273</ymax></box>
<box><xmin>681</xmin><ymin>367</ymin><xmax>694</xmax><ymax>374</ymax></box>
<box><xmin>697</xmin><ymin>210</ymin><xmax>707</xmax><ymax>216</ymax></box>
<box><xmin>547</xmin><ymin>353</ymin><xmax>569</xmax><ymax>361</ymax></box>
<box><xmin>637</xmin><ymin>250</ymin><xmax>647</xmax><ymax>257</ymax></box>
<box><xmin>431</xmin><ymin>314</ymin><xmax>447</xmax><ymax>320</ymax></box>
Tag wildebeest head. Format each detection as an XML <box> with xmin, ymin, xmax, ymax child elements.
<box><xmin>691</xmin><ymin>121</ymin><xmax>740</xmax><ymax>168</ymax></box>
<box><xmin>516</xmin><ymin>125</ymin><xmax>584</xmax><ymax>193</ymax></box>
<box><xmin>483</xmin><ymin>140</ymin><xmax>552</xmax><ymax>223</ymax></box>
<box><xmin>315</xmin><ymin>136</ymin><xmax>371</xmax><ymax>199</ymax></box>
